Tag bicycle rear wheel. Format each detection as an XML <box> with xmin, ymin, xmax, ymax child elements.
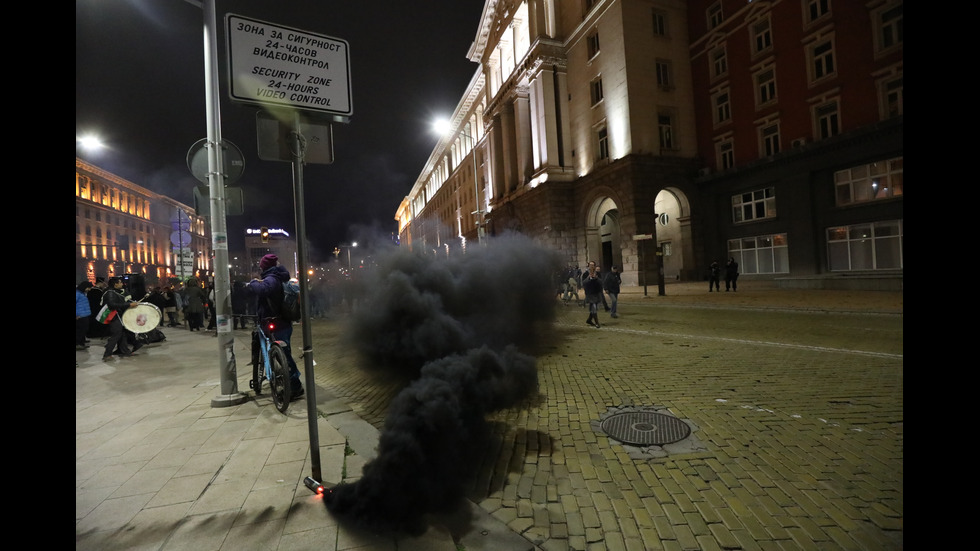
<box><xmin>268</xmin><ymin>344</ymin><xmax>292</xmax><ymax>413</ymax></box>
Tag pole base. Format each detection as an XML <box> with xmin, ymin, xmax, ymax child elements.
<box><xmin>211</xmin><ymin>393</ymin><xmax>248</xmax><ymax>408</ymax></box>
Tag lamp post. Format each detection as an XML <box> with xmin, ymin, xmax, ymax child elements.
<box><xmin>347</xmin><ymin>242</ymin><xmax>357</xmax><ymax>270</ymax></box>
<box><xmin>434</xmin><ymin>119</ymin><xmax>483</xmax><ymax>245</ymax></box>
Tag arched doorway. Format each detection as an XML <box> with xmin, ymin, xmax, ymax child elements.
<box><xmin>653</xmin><ymin>187</ymin><xmax>694</xmax><ymax>281</ymax></box>
<box><xmin>585</xmin><ymin>196</ymin><xmax>620</xmax><ymax>273</ymax></box>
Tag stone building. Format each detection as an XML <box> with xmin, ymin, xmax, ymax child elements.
<box><xmin>396</xmin><ymin>0</ymin><xmax>902</xmax><ymax>290</ymax></box>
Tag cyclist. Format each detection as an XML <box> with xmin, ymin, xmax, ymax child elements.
<box><xmin>246</xmin><ymin>254</ymin><xmax>304</xmax><ymax>400</ymax></box>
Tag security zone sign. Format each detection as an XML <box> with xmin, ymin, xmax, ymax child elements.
<box><xmin>226</xmin><ymin>14</ymin><xmax>352</xmax><ymax>118</ymax></box>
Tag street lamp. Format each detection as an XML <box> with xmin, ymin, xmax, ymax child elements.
<box><xmin>434</xmin><ymin>119</ymin><xmax>483</xmax><ymax>245</ymax></box>
<box><xmin>347</xmin><ymin>242</ymin><xmax>357</xmax><ymax>270</ymax></box>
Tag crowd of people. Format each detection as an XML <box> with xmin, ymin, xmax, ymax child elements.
<box><xmin>79</xmin><ymin>256</ymin><xmax>739</xmax><ymax>353</ymax></box>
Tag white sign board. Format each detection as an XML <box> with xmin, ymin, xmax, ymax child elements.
<box><xmin>226</xmin><ymin>14</ymin><xmax>352</xmax><ymax>117</ymax></box>
<box><xmin>632</xmin><ymin>234</ymin><xmax>653</xmax><ymax>241</ymax></box>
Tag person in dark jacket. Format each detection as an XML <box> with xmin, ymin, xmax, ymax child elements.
<box><xmin>708</xmin><ymin>261</ymin><xmax>721</xmax><ymax>292</ymax></box>
<box><xmin>603</xmin><ymin>265</ymin><xmax>622</xmax><ymax>318</ymax></box>
<box><xmin>725</xmin><ymin>257</ymin><xmax>740</xmax><ymax>292</ymax></box>
<box><xmin>583</xmin><ymin>261</ymin><xmax>604</xmax><ymax>328</ymax></box>
<box><xmin>247</xmin><ymin>254</ymin><xmax>303</xmax><ymax>399</ymax></box>
<box><xmin>183</xmin><ymin>278</ymin><xmax>207</xmax><ymax>331</ymax></box>
<box><xmin>87</xmin><ymin>277</ymin><xmax>109</xmax><ymax>338</ymax></box>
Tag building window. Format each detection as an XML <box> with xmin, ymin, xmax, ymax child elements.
<box><xmin>713</xmin><ymin>89</ymin><xmax>731</xmax><ymax>125</ymax></box>
<box><xmin>656</xmin><ymin>60</ymin><xmax>672</xmax><ymax>90</ymax></box>
<box><xmin>880</xmin><ymin>75</ymin><xmax>903</xmax><ymax>119</ymax></box>
<box><xmin>809</xmin><ymin>38</ymin><xmax>836</xmax><ymax>82</ymax></box>
<box><xmin>711</xmin><ymin>46</ymin><xmax>728</xmax><ymax>78</ymax></box>
<box><xmin>827</xmin><ymin>220</ymin><xmax>903</xmax><ymax>271</ymax></box>
<box><xmin>658</xmin><ymin>114</ymin><xmax>675</xmax><ymax>150</ymax></box>
<box><xmin>596</xmin><ymin>126</ymin><xmax>609</xmax><ymax>161</ymax></box>
<box><xmin>590</xmin><ymin>77</ymin><xmax>604</xmax><ymax>106</ymax></box>
<box><xmin>707</xmin><ymin>2</ymin><xmax>724</xmax><ymax>29</ymax></box>
<box><xmin>834</xmin><ymin>156</ymin><xmax>903</xmax><ymax>206</ymax></box>
<box><xmin>815</xmin><ymin>100</ymin><xmax>840</xmax><ymax>139</ymax></box>
<box><xmin>732</xmin><ymin>187</ymin><xmax>776</xmax><ymax>223</ymax></box>
<box><xmin>652</xmin><ymin>10</ymin><xmax>667</xmax><ymax>36</ymax></box>
<box><xmin>587</xmin><ymin>31</ymin><xmax>600</xmax><ymax>59</ymax></box>
<box><xmin>761</xmin><ymin>123</ymin><xmax>780</xmax><ymax>157</ymax></box>
<box><xmin>751</xmin><ymin>18</ymin><xmax>772</xmax><ymax>55</ymax></box>
<box><xmin>755</xmin><ymin>68</ymin><xmax>777</xmax><ymax>106</ymax></box>
<box><xmin>719</xmin><ymin>140</ymin><xmax>735</xmax><ymax>170</ymax></box>
<box><xmin>729</xmin><ymin>233</ymin><xmax>789</xmax><ymax>274</ymax></box>
<box><xmin>805</xmin><ymin>0</ymin><xmax>831</xmax><ymax>24</ymax></box>
<box><xmin>874</xmin><ymin>1</ymin><xmax>903</xmax><ymax>53</ymax></box>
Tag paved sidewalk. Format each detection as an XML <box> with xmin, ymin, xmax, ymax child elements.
<box><xmin>76</xmin><ymin>325</ymin><xmax>531</xmax><ymax>550</ymax></box>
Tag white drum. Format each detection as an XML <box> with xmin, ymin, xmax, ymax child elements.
<box><xmin>122</xmin><ymin>303</ymin><xmax>162</xmax><ymax>334</ymax></box>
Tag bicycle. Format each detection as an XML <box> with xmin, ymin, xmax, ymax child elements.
<box><xmin>249</xmin><ymin>316</ymin><xmax>292</xmax><ymax>413</ymax></box>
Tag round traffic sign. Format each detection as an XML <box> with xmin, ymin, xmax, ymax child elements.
<box><xmin>187</xmin><ymin>139</ymin><xmax>245</xmax><ymax>184</ymax></box>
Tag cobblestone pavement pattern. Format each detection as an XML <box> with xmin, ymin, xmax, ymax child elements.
<box><xmin>311</xmin><ymin>282</ymin><xmax>903</xmax><ymax>551</ymax></box>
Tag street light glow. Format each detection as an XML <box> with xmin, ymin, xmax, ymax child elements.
<box><xmin>77</xmin><ymin>134</ymin><xmax>105</xmax><ymax>151</ymax></box>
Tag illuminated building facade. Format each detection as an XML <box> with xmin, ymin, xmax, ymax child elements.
<box><xmin>75</xmin><ymin>157</ymin><xmax>212</xmax><ymax>285</ymax></box>
<box><xmin>397</xmin><ymin>0</ymin><xmax>902</xmax><ymax>290</ymax></box>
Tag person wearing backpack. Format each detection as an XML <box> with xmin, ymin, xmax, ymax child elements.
<box><xmin>246</xmin><ymin>254</ymin><xmax>304</xmax><ymax>400</ymax></box>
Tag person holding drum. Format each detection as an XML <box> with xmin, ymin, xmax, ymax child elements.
<box><xmin>101</xmin><ymin>277</ymin><xmax>141</xmax><ymax>360</ymax></box>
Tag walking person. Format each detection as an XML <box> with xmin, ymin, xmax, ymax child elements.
<box><xmin>603</xmin><ymin>265</ymin><xmax>622</xmax><ymax>318</ymax></box>
<box><xmin>725</xmin><ymin>257</ymin><xmax>740</xmax><ymax>292</ymax></box>
<box><xmin>76</xmin><ymin>281</ymin><xmax>93</xmax><ymax>349</ymax></box>
<box><xmin>583</xmin><ymin>261</ymin><xmax>604</xmax><ymax>328</ymax></box>
<box><xmin>183</xmin><ymin>278</ymin><xmax>207</xmax><ymax>331</ymax></box>
<box><xmin>101</xmin><ymin>277</ymin><xmax>140</xmax><ymax>360</ymax></box>
<box><xmin>163</xmin><ymin>285</ymin><xmax>179</xmax><ymax>327</ymax></box>
<box><xmin>708</xmin><ymin>261</ymin><xmax>721</xmax><ymax>292</ymax></box>
<box><xmin>247</xmin><ymin>254</ymin><xmax>304</xmax><ymax>400</ymax></box>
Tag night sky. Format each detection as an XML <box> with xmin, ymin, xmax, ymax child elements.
<box><xmin>76</xmin><ymin>0</ymin><xmax>485</xmax><ymax>261</ymax></box>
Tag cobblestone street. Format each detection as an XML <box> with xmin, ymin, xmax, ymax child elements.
<box><xmin>310</xmin><ymin>282</ymin><xmax>904</xmax><ymax>550</ymax></box>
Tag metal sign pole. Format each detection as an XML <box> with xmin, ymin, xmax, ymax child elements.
<box><xmin>289</xmin><ymin>111</ymin><xmax>322</xmax><ymax>483</ymax></box>
<box><xmin>203</xmin><ymin>0</ymin><xmax>246</xmax><ymax>407</ymax></box>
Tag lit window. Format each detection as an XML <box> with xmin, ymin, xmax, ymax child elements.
<box><xmin>728</xmin><ymin>233</ymin><xmax>789</xmax><ymax>274</ymax></box>
<box><xmin>834</xmin><ymin>157</ymin><xmax>903</xmax><ymax>206</ymax></box>
<box><xmin>827</xmin><ymin>220</ymin><xmax>903</xmax><ymax>271</ymax></box>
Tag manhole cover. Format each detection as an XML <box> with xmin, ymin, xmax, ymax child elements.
<box><xmin>600</xmin><ymin>411</ymin><xmax>691</xmax><ymax>446</ymax></box>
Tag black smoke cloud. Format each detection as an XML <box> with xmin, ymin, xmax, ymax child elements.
<box><xmin>324</xmin><ymin>233</ymin><xmax>562</xmax><ymax>534</ymax></box>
